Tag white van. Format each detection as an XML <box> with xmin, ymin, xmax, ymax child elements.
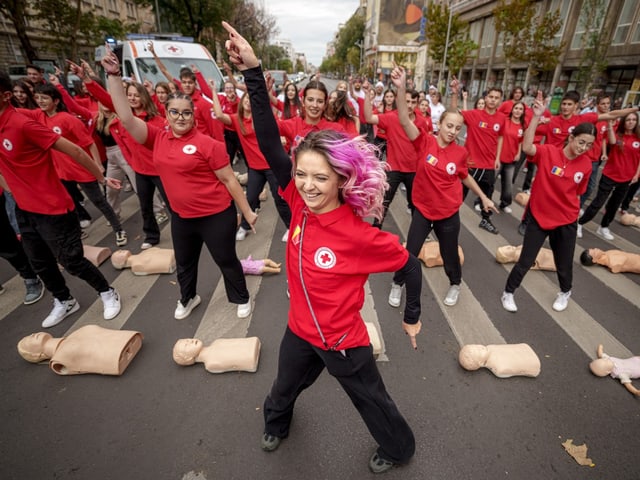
<box><xmin>95</xmin><ymin>39</ymin><xmax>224</xmax><ymax>91</ymax></box>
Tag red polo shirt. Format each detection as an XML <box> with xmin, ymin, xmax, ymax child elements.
<box><xmin>603</xmin><ymin>133</ymin><xmax>640</xmax><ymax>182</ymax></box>
<box><xmin>282</xmin><ymin>181</ymin><xmax>409</xmax><ymax>350</ymax></box>
<box><xmin>460</xmin><ymin>109</ymin><xmax>503</xmax><ymax>169</ymax></box>
<box><xmin>0</xmin><ymin>106</ymin><xmax>74</xmax><ymax>215</ymax></box>
<box><xmin>376</xmin><ymin>110</ymin><xmax>426</xmax><ymax>172</ymax></box>
<box><xmin>539</xmin><ymin>112</ymin><xmax>599</xmax><ymax>148</ymax></box>
<box><xmin>228</xmin><ymin>115</ymin><xmax>269</xmax><ymax>170</ymax></box>
<box><xmin>145</xmin><ymin>125</ymin><xmax>231</xmax><ymax>218</ymax></box>
<box><xmin>411</xmin><ymin>131</ymin><xmax>469</xmax><ymax>220</ymax></box>
<box><xmin>278</xmin><ymin>116</ymin><xmax>345</xmax><ymax>150</ymax></box>
<box><xmin>528</xmin><ymin>144</ymin><xmax>591</xmax><ymax>229</ymax></box>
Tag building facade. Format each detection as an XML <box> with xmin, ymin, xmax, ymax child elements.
<box><xmin>0</xmin><ymin>0</ymin><xmax>155</xmax><ymax>68</ymax></box>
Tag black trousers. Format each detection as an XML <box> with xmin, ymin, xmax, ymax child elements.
<box><xmin>240</xmin><ymin>168</ymin><xmax>291</xmax><ymax>230</ymax></box>
<box><xmin>505</xmin><ymin>212</ymin><xmax>576</xmax><ymax>294</ymax></box>
<box><xmin>462</xmin><ymin>168</ymin><xmax>495</xmax><ymax>220</ymax></box>
<box><xmin>620</xmin><ymin>179</ymin><xmax>639</xmax><ymax>211</ymax></box>
<box><xmin>171</xmin><ymin>204</ymin><xmax>249</xmax><ymax>305</ymax></box>
<box><xmin>16</xmin><ymin>206</ymin><xmax>110</xmax><ymax>301</ymax></box>
<box><xmin>579</xmin><ymin>174</ymin><xmax>630</xmax><ymax>229</ymax></box>
<box><xmin>62</xmin><ymin>180</ymin><xmax>123</xmax><ymax>232</ymax></box>
<box><xmin>373</xmin><ymin>170</ymin><xmax>415</xmax><ymax>228</ymax></box>
<box><xmin>395</xmin><ymin>209</ymin><xmax>461</xmax><ymax>286</ymax></box>
<box><xmin>0</xmin><ymin>193</ymin><xmax>36</xmax><ymax>280</ymax></box>
<box><xmin>224</xmin><ymin>130</ymin><xmax>245</xmax><ymax>165</ymax></box>
<box><xmin>136</xmin><ymin>173</ymin><xmax>171</xmax><ymax>245</ymax></box>
<box><xmin>264</xmin><ymin>327</ymin><xmax>416</xmax><ymax>464</ymax></box>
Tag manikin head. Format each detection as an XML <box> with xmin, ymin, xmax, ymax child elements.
<box><xmin>458</xmin><ymin>345</ymin><xmax>489</xmax><ymax>370</ymax></box>
<box><xmin>590</xmin><ymin>357</ymin><xmax>614</xmax><ymax>377</ymax></box>
<box><xmin>496</xmin><ymin>245</ymin><xmax>519</xmax><ymax>263</ymax></box>
<box><xmin>111</xmin><ymin>249</ymin><xmax>133</xmax><ymax>269</ymax></box>
<box><xmin>17</xmin><ymin>332</ymin><xmax>56</xmax><ymax>363</ymax></box>
<box><xmin>173</xmin><ymin>338</ymin><xmax>204</xmax><ymax>365</ymax></box>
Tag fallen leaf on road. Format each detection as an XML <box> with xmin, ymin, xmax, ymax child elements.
<box><xmin>562</xmin><ymin>439</ymin><xmax>595</xmax><ymax>467</ymax></box>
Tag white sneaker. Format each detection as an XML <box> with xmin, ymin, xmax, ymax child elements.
<box><xmin>577</xmin><ymin>224</ymin><xmax>583</xmax><ymax>239</ymax></box>
<box><xmin>100</xmin><ymin>288</ymin><xmax>121</xmax><ymax>320</ymax></box>
<box><xmin>42</xmin><ymin>297</ymin><xmax>80</xmax><ymax>328</ymax></box>
<box><xmin>502</xmin><ymin>206</ymin><xmax>512</xmax><ymax>214</ymax></box>
<box><xmin>281</xmin><ymin>229</ymin><xmax>289</xmax><ymax>243</ymax></box>
<box><xmin>596</xmin><ymin>226</ymin><xmax>614</xmax><ymax>240</ymax></box>
<box><xmin>443</xmin><ymin>285</ymin><xmax>461</xmax><ymax>306</ymax></box>
<box><xmin>388</xmin><ymin>283</ymin><xmax>403</xmax><ymax>307</ymax></box>
<box><xmin>237</xmin><ymin>300</ymin><xmax>252</xmax><ymax>318</ymax></box>
<box><xmin>579</xmin><ymin>208</ymin><xmax>584</xmax><ymax>217</ymax></box>
<box><xmin>79</xmin><ymin>219</ymin><xmax>91</xmax><ymax>229</ymax></box>
<box><xmin>552</xmin><ymin>291</ymin><xmax>571</xmax><ymax>312</ymax></box>
<box><xmin>116</xmin><ymin>230</ymin><xmax>128</xmax><ymax>247</ymax></box>
<box><xmin>141</xmin><ymin>242</ymin><xmax>154</xmax><ymax>250</ymax></box>
<box><xmin>501</xmin><ymin>291</ymin><xmax>517</xmax><ymax>312</ymax></box>
<box><xmin>235</xmin><ymin>226</ymin><xmax>248</xmax><ymax>241</ymax></box>
<box><xmin>474</xmin><ymin>204</ymin><xmax>481</xmax><ymax>212</ymax></box>
<box><xmin>174</xmin><ymin>294</ymin><xmax>201</xmax><ymax>320</ymax></box>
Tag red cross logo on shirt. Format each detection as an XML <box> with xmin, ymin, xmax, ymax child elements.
<box><xmin>314</xmin><ymin>247</ymin><xmax>336</xmax><ymax>269</ymax></box>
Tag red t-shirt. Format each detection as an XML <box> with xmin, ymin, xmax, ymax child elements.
<box><xmin>0</xmin><ymin>107</ymin><xmax>74</xmax><ymax>215</ymax></box>
<box><xmin>191</xmin><ymin>90</ymin><xmax>223</xmax><ymax>142</ymax></box>
<box><xmin>145</xmin><ymin>125</ymin><xmax>231</xmax><ymax>218</ymax></box>
<box><xmin>21</xmin><ymin>110</ymin><xmax>96</xmax><ymax>182</ymax></box>
<box><xmin>275</xmin><ymin>99</ymin><xmax>301</xmax><ymax>119</ymax></box>
<box><xmin>539</xmin><ymin>112</ymin><xmax>599</xmax><ymax>148</ymax></box>
<box><xmin>218</xmin><ymin>93</ymin><xmax>239</xmax><ymax>132</ymax></box>
<box><xmin>528</xmin><ymin>144</ymin><xmax>592</xmax><ymax>229</ymax></box>
<box><xmin>585</xmin><ymin>119</ymin><xmax>609</xmax><ymax>162</ymax></box>
<box><xmin>411</xmin><ymin>131</ymin><xmax>469</xmax><ymax>220</ymax></box>
<box><xmin>278</xmin><ymin>116</ymin><xmax>345</xmax><ymax>150</ymax></box>
<box><xmin>282</xmin><ymin>181</ymin><xmax>409</xmax><ymax>350</ymax></box>
<box><xmin>603</xmin><ymin>133</ymin><xmax>640</xmax><ymax>182</ymax></box>
<box><xmin>110</xmin><ymin>114</ymin><xmax>166</xmax><ymax>176</ymax></box>
<box><xmin>460</xmin><ymin>109</ymin><xmax>504</xmax><ymax>169</ymax></box>
<box><xmin>499</xmin><ymin>118</ymin><xmax>524</xmax><ymax>164</ymax></box>
<box><xmin>376</xmin><ymin>110</ymin><xmax>425</xmax><ymax>172</ymax></box>
<box><xmin>228</xmin><ymin>115</ymin><xmax>269</xmax><ymax>170</ymax></box>
<box><xmin>335</xmin><ymin>116</ymin><xmax>359</xmax><ymax>136</ymax></box>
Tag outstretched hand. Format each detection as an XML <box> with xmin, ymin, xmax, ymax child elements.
<box><xmin>390</xmin><ymin>64</ymin><xmax>406</xmax><ymax>90</ymax></box>
<box><xmin>222</xmin><ymin>21</ymin><xmax>260</xmax><ymax>71</ymax></box>
<box><xmin>532</xmin><ymin>90</ymin><xmax>547</xmax><ymax>117</ymax></box>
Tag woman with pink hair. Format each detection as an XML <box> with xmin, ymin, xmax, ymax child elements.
<box><xmin>223</xmin><ymin>22</ymin><xmax>422</xmax><ymax>475</ymax></box>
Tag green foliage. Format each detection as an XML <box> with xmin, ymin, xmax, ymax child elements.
<box><xmin>493</xmin><ymin>0</ymin><xmax>564</xmax><ymax>77</ymax></box>
<box><xmin>32</xmin><ymin>0</ymin><xmax>138</xmax><ymax>61</ymax></box>
<box><xmin>573</xmin><ymin>0</ymin><xmax>609</xmax><ymax>92</ymax></box>
<box><xmin>320</xmin><ymin>12</ymin><xmax>364</xmax><ymax>75</ymax></box>
<box><xmin>447</xmin><ymin>36</ymin><xmax>478</xmax><ymax>74</ymax></box>
<box><xmin>425</xmin><ymin>2</ymin><xmax>476</xmax><ymax>73</ymax></box>
<box><xmin>262</xmin><ymin>45</ymin><xmax>288</xmax><ymax>71</ymax></box>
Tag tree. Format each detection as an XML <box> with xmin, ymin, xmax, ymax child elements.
<box><xmin>0</xmin><ymin>0</ymin><xmax>38</xmax><ymax>61</ymax></box>
<box><xmin>494</xmin><ymin>0</ymin><xmax>536</xmax><ymax>91</ymax></box>
<box><xmin>493</xmin><ymin>0</ymin><xmax>564</xmax><ymax>89</ymax></box>
<box><xmin>320</xmin><ymin>11</ymin><xmax>364</xmax><ymax>76</ymax></box>
<box><xmin>33</xmin><ymin>0</ymin><xmax>138</xmax><ymax>62</ymax></box>
<box><xmin>424</xmin><ymin>3</ymin><xmax>476</xmax><ymax>88</ymax></box>
<box><xmin>262</xmin><ymin>45</ymin><xmax>287</xmax><ymax>71</ymax></box>
<box><xmin>573</xmin><ymin>0</ymin><xmax>610</xmax><ymax>94</ymax></box>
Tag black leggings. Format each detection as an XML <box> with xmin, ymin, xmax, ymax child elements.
<box><xmin>394</xmin><ymin>209</ymin><xmax>461</xmax><ymax>286</ymax></box>
<box><xmin>171</xmin><ymin>204</ymin><xmax>249</xmax><ymax>305</ymax></box>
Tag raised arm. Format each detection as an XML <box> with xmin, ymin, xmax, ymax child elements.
<box><xmin>449</xmin><ymin>79</ymin><xmax>460</xmax><ymax>111</ymax></box>
<box><xmin>148</xmin><ymin>41</ymin><xmax>176</xmax><ymax>84</ymax></box>
<box><xmin>223</xmin><ymin>21</ymin><xmax>292</xmax><ymax>190</ymax></box>
<box><xmin>53</xmin><ymin>137</ymin><xmax>119</xmax><ymax>189</ymax></box>
<box><xmin>523</xmin><ymin>92</ymin><xmax>546</xmax><ymax>157</ymax></box>
<box><xmin>598</xmin><ymin>105</ymin><xmax>639</xmax><ymax>122</ymax></box>
<box><xmin>362</xmin><ymin>81</ymin><xmax>379</xmax><ymax>125</ymax></box>
<box><xmin>50</xmin><ymin>74</ymin><xmax>93</xmax><ymax>123</ymax></box>
<box><xmin>210</xmin><ymin>80</ymin><xmax>232</xmax><ymax>125</ymax></box>
<box><xmin>101</xmin><ymin>49</ymin><xmax>148</xmax><ymax>144</ymax></box>
<box><xmin>223</xmin><ymin>61</ymin><xmax>247</xmax><ymax>93</ymax></box>
<box><xmin>390</xmin><ymin>66</ymin><xmax>419</xmax><ymax>140</ymax></box>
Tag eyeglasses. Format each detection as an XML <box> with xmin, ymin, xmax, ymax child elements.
<box><xmin>167</xmin><ymin>109</ymin><xmax>194</xmax><ymax>120</ymax></box>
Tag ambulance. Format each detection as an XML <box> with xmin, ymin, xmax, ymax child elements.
<box><xmin>95</xmin><ymin>35</ymin><xmax>224</xmax><ymax>91</ymax></box>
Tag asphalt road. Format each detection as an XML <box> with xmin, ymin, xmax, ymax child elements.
<box><xmin>1</xmin><ymin>159</ymin><xmax>639</xmax><ymax>479</ymax></box>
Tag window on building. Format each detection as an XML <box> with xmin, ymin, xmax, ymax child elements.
<box><xmin>549</xmin><ymin>0</ymin><xmax>573</xmax><ymax>46</ymax></box>
<box><xmin>612</xmin><ymin>0</ymin><xmax>637</xmax><ymax>44</ymax></box>
<box><xmin>479</xmin><ymin>17</ymin><xmax>495</xmax><ymax>58</ymax></box>
<box><xmin>570</xmin><ymin>0</ymin><xmax>610</xmax><ymax>50</ymax></box>
<box><xmin>107</xmin><ymin>0</ymin><xmax>117</xmax><ymax>11</ymax></box>
<box><xmin>632</xmin><ymin>15</ymin><xmax>640</xmax><ymax>43</ymax></box>
<box><xmin>126</xmin><ymin>1</ymin><xmax>136</xmax><ymax>19</ymax></box>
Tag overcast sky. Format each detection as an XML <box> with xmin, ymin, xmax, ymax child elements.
<box><xmin>263</xmin><ymin>0</ymin><xmax>361</xmax><ymax>67</ymax></box>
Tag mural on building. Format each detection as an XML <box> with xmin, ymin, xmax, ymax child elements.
<box><xmin>378</xmin><ymin>0</ymin><xmax>426</xmax><ymax>45</ymax></box>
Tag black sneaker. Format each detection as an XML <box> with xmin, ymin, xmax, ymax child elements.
<box><xmin>369</xmin><ymin>452</ymin><xmax>395</xmax><ymax>474</ymax></box>
<box><xmin>24</xmin><ymin>278</ymin><xmax>44</xmax><ymax>305</ymax></box>
<box><xmin>517</xmin><ymin>222</ymin><xmax>527</xmax><ymax>236</ymax></box>
<box><xmin>261</xmin><ymin>433</ymin><xmax>281</xmax><ymax>452</ymax></box>
<box><xmin>479</xmin><ymin>219</ymin><xmax>499</xmax><ymax>234</ymax></box>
